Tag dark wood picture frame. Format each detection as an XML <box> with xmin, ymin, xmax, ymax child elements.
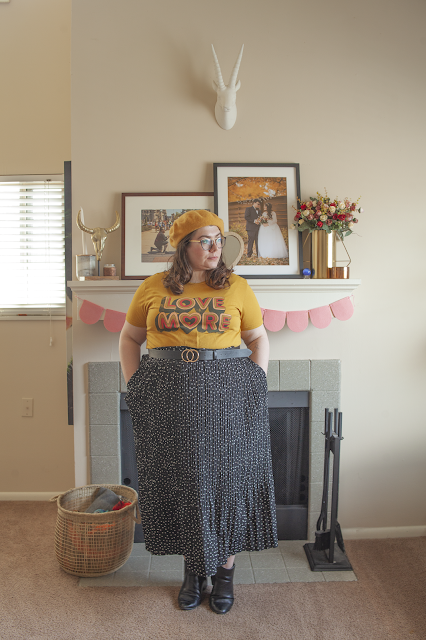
<box><xmin>121</xmin><ymin>192</ymin><xmax>214</xmax><ymax>279</ymax></box>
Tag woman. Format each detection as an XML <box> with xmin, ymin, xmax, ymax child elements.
<box><xmin>119</xmin><ymin>210</ymin><xmax>278</xmax><ymax>614</ymax></box>
<box><xmin>257</xmin><ymin>202</ymin><xmax>288</xmax><ymax>259</ymax></box>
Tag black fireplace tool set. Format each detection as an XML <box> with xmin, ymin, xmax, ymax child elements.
<box><xmin>304</xmin><ymin>408</ymin><xmax>353</xmax><ymax>571</ymax></box>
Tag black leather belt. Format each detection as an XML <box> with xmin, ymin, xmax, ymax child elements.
<box><xmin>148</xmin><ymin>347</ymin><xmax>252</xmax><ymax>363</ymax></box>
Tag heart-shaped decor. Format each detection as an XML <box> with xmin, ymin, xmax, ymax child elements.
<box><xmin>180</xmin><ymin>312</ymin><xmax>202</xmax><ymax>330</ymax></box>
<box><xmin>222</xmin><ymin>231</ymin><xmax>244</xmax><ymax>268</ymax></box>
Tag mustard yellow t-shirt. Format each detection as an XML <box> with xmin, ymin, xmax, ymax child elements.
<box><xmin>126</xmin><ymin>272</ymin><xmax>263</xmax><ymax>349</ymax></box>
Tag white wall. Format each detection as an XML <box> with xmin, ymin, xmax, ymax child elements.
<box><xmin>71</xmin><ymin>0</ymin><xmax>426</xmax><ymax>533</ymax></box>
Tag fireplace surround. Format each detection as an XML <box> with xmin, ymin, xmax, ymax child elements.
<box><xmin>87</xmin><ymin>359</ymin><xmax>340</xmax><ymax>542</ymax></box>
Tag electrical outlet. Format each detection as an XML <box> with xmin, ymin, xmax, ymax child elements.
<box><xmin>22</xmin><ymin>398</ymin><xmax>33</xmax><ymax>417</ymax></box>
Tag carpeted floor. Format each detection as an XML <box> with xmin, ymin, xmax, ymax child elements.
<box><xmin>1</xmin><ymin>502</ymin><xmax>425</xmax><ymax>640</ymax></box>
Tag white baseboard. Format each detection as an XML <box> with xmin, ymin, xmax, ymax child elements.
<box><xmin>342</xmin><ymin>526</ymin><xmax>426</xmax><ymax>539</ymax></box>
<box><xmin>0</xmin><ymin>492</ymin><xmax>62</xmax><ymax>501</ymax></box>
<box><xmin>0</xmin><ymin>496</ymin><xmax>425</xmax><ymax>540</ymax></box>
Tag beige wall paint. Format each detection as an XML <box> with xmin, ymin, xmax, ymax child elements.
<box><xmin>0</xmin><ymin>0</ymin><xmax>74</xmax><ymax>493</ymax></box>
<box><xmin>0</xmin><ymin>321</ymin><xmax>74</xmax><ymax>492</ymax></box>
<box><xmin>71</xmin><ymin>0</ymin><xmax>426</xmax><ymax>532</ymax></box>
<box><xmin>0</xmin><ymin>0</ymin><xmax>71</xmax><ymax>175</ymax></box>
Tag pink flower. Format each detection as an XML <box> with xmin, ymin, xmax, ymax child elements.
<box><xmin>307</xmin><ymin>214</ymin><xmax>314</xmax><ymax>220</ymax></box>
<box><xmin>306</xmin><ymin>200</ymin><xmax>313</xmax><ymax>208</ymax></box>
<box><xmin>346</xmin><ymin>214</ymin><xmax>353</xmax><ymax>221</ymax></box>
<box><xmin>326</xmin><ymin>219</ymin><xmax>333</xmax><ymax>226</ymax></box>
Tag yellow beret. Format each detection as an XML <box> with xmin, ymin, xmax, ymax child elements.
<box><xmin>169</xmin><ymin>210</ymin><xmax>224</xmax><ymax>248</ymax></box>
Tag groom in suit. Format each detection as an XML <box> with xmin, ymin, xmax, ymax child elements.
<box><xmin>244</xmin><ymin>199</ymin><xmax>262</xmax><ymax>257</ymax></box>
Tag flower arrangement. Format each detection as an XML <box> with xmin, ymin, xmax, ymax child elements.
<box><xmin>292</xmin><ymin>190</ymin><xmax>362</xmax><ymax>239</ymax></box>
<box><xmin>256</xmin><ymin>211</ymin><xmax>273</xmax><ymax>226</ymax></box>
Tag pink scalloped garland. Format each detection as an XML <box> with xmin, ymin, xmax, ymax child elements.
<box><xmin>79</xmin><ymin>299</ymin><xmax>104</xmax><ymax>325</ymax></box>
<box><xmin>263</xmin><ymin>309</ymin><xmax>286</xmax><ymax>332</ymax></box>
<box><xmin>77</xmin><ymin>296</ymin><xmax>354</xmax><ymax>333</ymax></box>
<box><xmin>286</xmin><ymin>311</ymin><xmax>309</xmax><ymax>333</ymax></box>
<box><xmin>104</xmin><ymin>308</ymin><xmax>127</xmax><ymax>333</ymax></box>
<box><xmin>261</xmin><ymin>296</ymin><xmax>354</xmax><ymax>332</ymax></box>
<box><xmin>309</xmin><ymin>305</ymin><xmax>333</xmax><ymax>329</ymax></box>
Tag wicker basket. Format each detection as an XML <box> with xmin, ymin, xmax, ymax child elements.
<box><xmin>51</xmin><ymin>484</ymin><xmax>140</xmax><ymax>577</ymax></box>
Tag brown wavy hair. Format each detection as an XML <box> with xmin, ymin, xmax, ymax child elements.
<box><xmin>162</xmin><ymin>231</ymin><xmax>233</xmax><ymax>295</ymax></box>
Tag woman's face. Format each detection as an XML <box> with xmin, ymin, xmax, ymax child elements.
<box><xmin>186</xmin><ymin>225</ymin><xmax>222</xmax><ymax>272</ymax></box>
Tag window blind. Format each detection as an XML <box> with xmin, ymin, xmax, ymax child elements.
<box><xmin>0</xmin><ymin>178</ymin><xmax>65</xmax><ymax>313</ymax></box>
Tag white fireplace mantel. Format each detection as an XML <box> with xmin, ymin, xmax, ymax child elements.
<box><xmin>68</xmin><ymin>279</ymin><xmax>361</xmax><ymax>313</ymax></box>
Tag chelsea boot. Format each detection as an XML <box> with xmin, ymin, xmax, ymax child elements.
<box><xmin>178</xmin><ymin>562</ymin><xmax>207</xmax><ymax>610</ymax></box>
<box><xmin>209</xmin><ymin>564</ymin><xmax>235</xmax><ymax>614</ymax></box>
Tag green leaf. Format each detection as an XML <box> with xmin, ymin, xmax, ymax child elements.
<box><xmin>344</xmin><ymin>230</ymin><xmax>353</xmax><ymax>237</ymax></box>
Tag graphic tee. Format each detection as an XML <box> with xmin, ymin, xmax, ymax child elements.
<box><xmin>126</xmin><ymin>272</ymin><xmax>263</xmax><ymax>349</ymax></box>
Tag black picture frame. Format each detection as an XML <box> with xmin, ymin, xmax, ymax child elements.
<box><xmin>214</xmin><ymin>163</ymin><xmax>303</xmax><ymax>279</ymax></box>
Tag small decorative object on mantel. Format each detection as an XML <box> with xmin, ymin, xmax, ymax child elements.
<box><xmin>211</xmin><ymin>44</ymin><xmax>244</xmax><ymax>130</ymax></box>
<box><xmin>75</xmin><ymin>254</ymin><xmax>97</xmax><ymax>280</ymax></box>
<box><xmin>103</xmin><ymin>264</ymin><xmax>117</xmax><ymax>277</ymax></box>
<box><xmin>292</xmin><ymin>190</ymin><xmax>363</xmax><ymax>279</ymax></box>
<box><xmin>83</xmin><ymin>263</ymin><xmax>119</xmax><ymax>280</ymax></box>
<box><xmin>76</xmin><ymin>208</ymin><xmax>120</xmax><ymax>276</ymax></box>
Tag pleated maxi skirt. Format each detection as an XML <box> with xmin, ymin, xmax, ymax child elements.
<box><xmin>125</xmin><ymin>348</ymin><xmax>278</xmax><ymax>577</ymax></box>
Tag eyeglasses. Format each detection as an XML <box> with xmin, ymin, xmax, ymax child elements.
<box><xmin>188</xmin><ymin>236</ymin><xmax>226</xmax><ymax>251</ymax></box>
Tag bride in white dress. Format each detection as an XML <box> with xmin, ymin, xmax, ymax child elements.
<box><xmin>257</xmin><ymin>202</ymin><xmax>289</xmax><ymax>259</ymax></box>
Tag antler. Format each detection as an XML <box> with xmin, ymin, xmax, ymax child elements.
<box><xmin>76</xmin><ymin>208</ymin><xmax>94</xmax><ymax>234</ymax></box>
<box><xmin>211</xmin><ymin>45</ymin><xmax>226</xmax><ymax>90</ymax></box>
<box><xmin>228</xmin><ymin>44</ymin><xmax>244</xmax><ymax>88</ymax></box>
<box><xmin>106</xmin><ymin>211</ymin><xmax>120</xmax><ymax>234</ymax></box>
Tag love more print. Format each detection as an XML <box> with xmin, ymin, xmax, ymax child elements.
<box><xmin>155</xmin><ymin>296</ymin><xmax>232</xmax><ymax>335</ymax></box>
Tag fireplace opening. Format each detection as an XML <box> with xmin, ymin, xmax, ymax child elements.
<box><xmin>120</xmin><ymin>390</ymin><xmax>309</xmax><ymax>543</ymax></box>
<box><xmin>268</xmin><ymin>391</ymin><xmax>309</xmax><ymax>540</ymax></box>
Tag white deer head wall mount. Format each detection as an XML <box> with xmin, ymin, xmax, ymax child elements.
<box><xmin>211</xmin><ymin>44</ymin><xmax>244</xmax><ymax>131</ymax></box>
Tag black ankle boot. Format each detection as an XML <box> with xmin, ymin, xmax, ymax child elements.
<box><xmin>178</xmin><ymin>562</ymin><xmax>207</xmax><ymax>610</ymax></box>
<box><xmin>209</xmin><ymin>564</ymin><xmax>235</xmax><ymax>614</ymax></box>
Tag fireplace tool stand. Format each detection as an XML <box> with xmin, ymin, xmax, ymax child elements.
<box><xmin>304</xmin><ymin>408</ymin><xmax>353</xmax><ymax>571</ymax></box>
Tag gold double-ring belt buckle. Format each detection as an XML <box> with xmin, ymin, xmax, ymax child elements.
<box><xmin>181</xmin><ymin>348</ymin><xmax>200</xmax><ymax>363</ymax></box>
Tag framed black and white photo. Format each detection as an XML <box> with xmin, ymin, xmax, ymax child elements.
<box><xmin>214</xmin><ymin>163</ymin><xmax>302</xmax><ymax>278</ymax></box>
<box><xmin>121</xmin><ymin>192</ymin><xmax>214</xmax><ymax>279</ymax></box>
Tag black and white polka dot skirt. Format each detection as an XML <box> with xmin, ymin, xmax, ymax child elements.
<box><xmin>125</xmin><ymin>348</ymin><xmax>278</xmax><ymax>577</ymax></box>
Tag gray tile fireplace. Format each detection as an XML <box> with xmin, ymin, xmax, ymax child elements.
<box><xmin>87</xmin><ymin>359</ymin><xmax>340</xmax><ymax>542</ymax></box>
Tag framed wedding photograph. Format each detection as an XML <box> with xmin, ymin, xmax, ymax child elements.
<box><xmin>214</xmin><ymin>163</ymin><xmax>303</xmax><ymax>278</ymax></box>
<box><xmin>121</xmin><ymin>192</ymin><xmax>214</xmax><ymax>279</ymax></box>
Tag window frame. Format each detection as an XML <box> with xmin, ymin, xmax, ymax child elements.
<box><xmin>0</xmin><ymin>174</ymin><xmax>66</xmax><ymax>317</ymax></box>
